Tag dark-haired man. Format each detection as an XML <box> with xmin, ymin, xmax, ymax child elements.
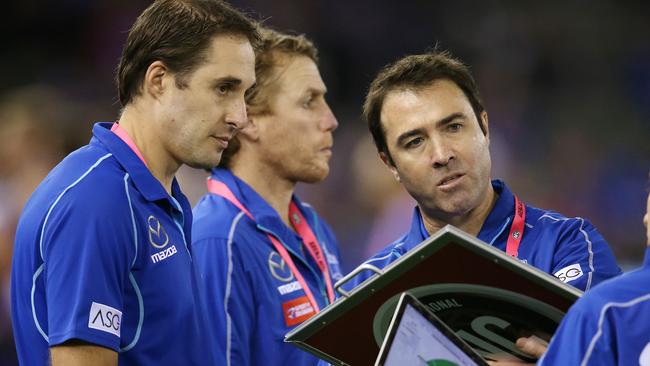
<box><xmin>192</xmin><ymin>28</ymin><xmax>342</xmax><ymax>366</ymax></box>
<box><xmin>11</xmin><ymin>1</ymin><xmax>257</xmax><ymax>365</ymax></box>
<box><xmin>348</xmin><ymin>51</ymin><xmax>620</xmax><ymax>293</ymax></box>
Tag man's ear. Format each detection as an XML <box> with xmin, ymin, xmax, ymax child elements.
<box><xmin>380</xmin><ymin>151</ymin><xmax>400</xmax><ymax>182</ymax></box>
<box><xmin>480</xmin><ymin>111</ymin><xmax>490</xmax><ymax>143</ymax></box>
<box><xmin>143</xmin><ymin>61</ymin><xmax>168</xmax><ymax>99</ymax></box>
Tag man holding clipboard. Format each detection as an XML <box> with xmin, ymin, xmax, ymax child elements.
<box><xmin>347</xmin><ymin>50</ymin><xmax>621</xmax><ymax>293</ymax></box>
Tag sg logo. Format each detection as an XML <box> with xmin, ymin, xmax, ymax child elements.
<box><xmin>554</xmin><ymin>263</ymin><xmax>583</xmax><ymax>284</ymax></box>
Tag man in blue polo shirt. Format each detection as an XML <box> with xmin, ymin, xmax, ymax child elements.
<box><xmin>10</xmin><ymin>1</ymin><xmax>257</xmax><ymax>365</ymax></box>
<box><xmin>346</xmin><ymin>50</ymin><xmax>620</xmax><ymax>293</ymax></box>
<box><xmin>192</xmin><ymin>28</ymin><xmax>343</xmax><ymax>366</ymax></box>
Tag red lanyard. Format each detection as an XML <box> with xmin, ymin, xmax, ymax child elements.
<box><xmin>506</xmin><ymin>195</ymin><xmax>526</xmax><ymax>258</ymax></box>
<box><xmin>206</xmin><ymin>178</ymin><xmax>334</xmax><ymax>312</ymax></box>
<box><xmin>288</xmin><ymin>201</ymin><xmax>335</xmax><ymax>303</ymax></box>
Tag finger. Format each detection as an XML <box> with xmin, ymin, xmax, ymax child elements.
<box><xmin>516</xmin><ymin>335</ymin><xmax>548</xmax><ymax>358</ymax></box>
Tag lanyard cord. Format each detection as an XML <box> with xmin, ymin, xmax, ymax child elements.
<box><xmin>207</xmin><ymin>178</ymin><xmax>334</xmax><ymax>313</ymax></box>
<box><xmin>505</xmin><ymin>195</ymin><xmax>526</xmax><ymax>257</ymax></box>
<box><xmin>288</xmin><ymin>201</ymin><xmax>335</xmax><ymax>302</ymax></box>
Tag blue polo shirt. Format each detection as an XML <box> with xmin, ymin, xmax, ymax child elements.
<box><xmin>347</xmin><ymin>180</ymin><xmax>621</xmax><ymax>292</ymax></box>
<box><xmin>539</xmin><ymin>246</ymin><xmax>650</xmax><ymax>365</ymax></box>
<box><xmin>11</xmin><ymin>122</ymin><xmax>214</xmax><ymax>365</ymax></box>
<box><xmin>192</xmin><ymin>168</ymin><xmax>344</xmax><ymax>366</ymax></box>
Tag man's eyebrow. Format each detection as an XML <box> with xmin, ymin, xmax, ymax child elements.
<box><xmin>395</xmin><ymin>112</ymin><xmax>465</xmax><ymax>146</ymax></box>
<box><xmin>396</xmin><ymin>128</ymin><xmax>426</xmax><ymax>146</ymax></box>
<box><xmin>305</xmin><ymin>86</ymin><xmax>327</xmax><ymax>95</ymax></box>
<box><xmin>211</xmin><ymin>77</ymin><xmax>242</xmax><ymax>86</ymax></box>
<box><xmin>436</xmin><ymin>112</ymin><xmax>465</xmax><ymax>127</ymax></box>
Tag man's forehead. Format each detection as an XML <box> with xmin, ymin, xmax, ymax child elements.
<box><xmin>380</xmin><ymin>81</ymin><xmax>469</xmax><ymax>136</ymax></box>
<box><xmin>384</xmin><ymin>80</ymin><xmax>465</xmax><ymax>104</ymax></box>
<box><xmin>204</xmin><ymin>34</ymin><xmax>255</xmax><ymax>67</ymax></box>
<box><xmin>379</xmin><ymin>88</ymin><xmax>429</xmax><ymax>130</ymax></box>
<box><xmin>275</xmin><ymin>56</ymin><xmax>325</xmax><ymax>94</ymax></box>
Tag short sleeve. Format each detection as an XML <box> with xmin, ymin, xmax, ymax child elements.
<box><xmin>551</xmin><ymin>218</ymin><xmax>621</xmax><ymax>291</ymax></box>
<box><xmin>42</xmin><ymin>182</ymin><xmax>136</xmax><ymax>350</ymax></box>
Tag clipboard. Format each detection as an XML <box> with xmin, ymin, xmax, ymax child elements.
<box><xmin>375</xmin><ymin>292</ymin><xmax>489</xmax><ymax>366</ymax></box>
<box><xmin>285</xmin><ymin>225</ymin><xmax>582</xmax><ymax>365</ymax></box>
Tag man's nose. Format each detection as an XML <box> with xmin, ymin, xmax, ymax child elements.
<box><xmin>430</xmin><ymin>139</ymin><xmax>454</xmax><ymax>168</ymax></box>
<box><xmin>319</xmin><ymin>104</ymin><xmax>338</xmax><ymax>132</ymax></box>
<box><xmin>225</xmin><ymin>99</ymin><xmax>248</xmax><ymax>130</ymax></box>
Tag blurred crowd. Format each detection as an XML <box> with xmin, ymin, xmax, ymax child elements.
<box><xmin>1</xmin><ymin>0</ymin><xmax>648</xmax><ymax>362</ymax></box>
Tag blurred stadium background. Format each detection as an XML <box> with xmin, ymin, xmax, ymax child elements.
<box><xmin>1</xmin><ymin>0</ymin><xmax>648</xmax><ymax>363</ymax></box>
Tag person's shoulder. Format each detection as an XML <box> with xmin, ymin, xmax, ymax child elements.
<box><xmin>525</xmin><ymin>203</ymin><xmax>599</xmax><ymax>234</ymax></box>
<box><xmin>32</xmin><ymin>146</ymin><xmax>125</xmax><ymax>209</ymax></box>
<box><xmin>192</xmin><ymin>193</ymin><xmax>254</xmax><ymax>242</ymax></box>
<box><xmin>573</xmin><ymin>268</ymin><xmax>650</xmax><ymax>317</ymax></box>
<box><xmin>367</xmin><ymin>234</ymin><xmax>409</xmax><ymax>263</ymax></box>
<box><xmin>524</xmin><ymin>203</ymin><xmax>568</xmax><ymax>223</ymax></box>
<box><xmin>66</xmin><ymin>151</ymin><xmax>127</xmax><ymax>194</ymax></box>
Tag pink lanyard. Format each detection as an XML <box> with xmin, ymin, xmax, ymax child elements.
<box><xmin>288</xmin><ymin>201</ymin><xmax>335</xmax><ymax>303</ymax></box>
<box><xmin>111</xmin><ymin>122</ymin><xmax>147</xmax><ymax>166</ymax></box>
<box><xmin>206</xmin><ymin>178</ymin><xmax>335</xmax><ymax>312</ymax></box>
<box><xmin>505</xmin><ymin>195</ymin><xmax>526</xmax><ymax>257</ymax></box>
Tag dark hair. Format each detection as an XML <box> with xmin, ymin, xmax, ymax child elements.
<box><xmin>116</xmin><ymin>0</ymin><xmax>260</xmax><ymax>107</ymax></box>
<box><xmin>218</xmin><ymin>27</ymin><xmax>318</xmax><ymax>168</ymax></box>
<box><xmin>363</xmin><ymin>50</ymin><xmax>485</xmax><ymax>163</ymax></box>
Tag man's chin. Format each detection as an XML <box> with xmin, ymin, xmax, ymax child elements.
<box><xmin>423</xmin><ymin>198</ymin><xmax>476</xmax><ymax>218</ymax></box>
<box><xmin>296</xmin><ymin>167</ymin><xmax>329</xmax><ymax>184</ymax></box>
<box><xmin>185</xmin><ymin>155</ymin><xmax>222</xmax><ymax>171</ymax></box>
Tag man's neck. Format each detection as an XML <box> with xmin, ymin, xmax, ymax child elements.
<box><xmin>118</xmin><ymin>107</ymin><xmax>179</xmax><ymax>194</ymax></box>
<box><xmin>231</xmin><ymin>158</ymin><xmax>295</xmax><ymax>229</ymax></box>
<box><xmin>420</xmin><ymin>185</ymin><xmax>497</xmax><ymax>237</ymax></box>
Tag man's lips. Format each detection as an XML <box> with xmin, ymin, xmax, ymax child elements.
<box><xmin>212</xmin><ymin>135</ymin><xmax>232</xmax><ymax>149</ymax></box>
<box><xmin>437</xmin><ymin>173</ymin><xmax>465</xmax><ymax>187</ymax></box>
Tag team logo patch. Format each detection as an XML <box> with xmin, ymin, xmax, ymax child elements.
<box><xmin>282</xmin><ymin>296</ymin><xmax>316</xmax><ymax>327</ymax></box>
<box><xmin>268</xmin><ymin>251</ymin><xmax>294</xmax><ymax>282</ymax></box>
<box><xmin>88</xmin><ymin>302</ymin><xmax>122</xmax><ymax>337</ymax></box>
<box><xmin>277</xmin><ymin>281</ymin><xmax>303</xmax><ymax>296</ymax></box>
<box><xmin>554</xmin><ymin>263</ymin><xmax>583</xmax><ymax>283</ymax></box>
<box><xmin>147</xmin><ymin>215</ymin><xmax>169</xmax><ymax>249</ymax></box>
<box><xmin>151</xmin><ymin>245</ymin><xmax>178</xmax><ymax>264</ymax></box>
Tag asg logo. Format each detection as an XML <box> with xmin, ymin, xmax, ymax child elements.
<box><xmin>268</xmin><ymin>251</ymin><xmax>294</xmax><ymax>282</ymax></box>
<box><xmin>88</xmin><ymin>302</ymin><xmax>121</xmax><ymax>337</ymax></box>
<box><xmin>147</xmin><ymin>215</ymin><xmax>169</xmax><ymax>249</ymax></box>
<box><xmin>554</xmin><ymin>263</ymin><xmax>584</xmax><ymax>284</ymax></box>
